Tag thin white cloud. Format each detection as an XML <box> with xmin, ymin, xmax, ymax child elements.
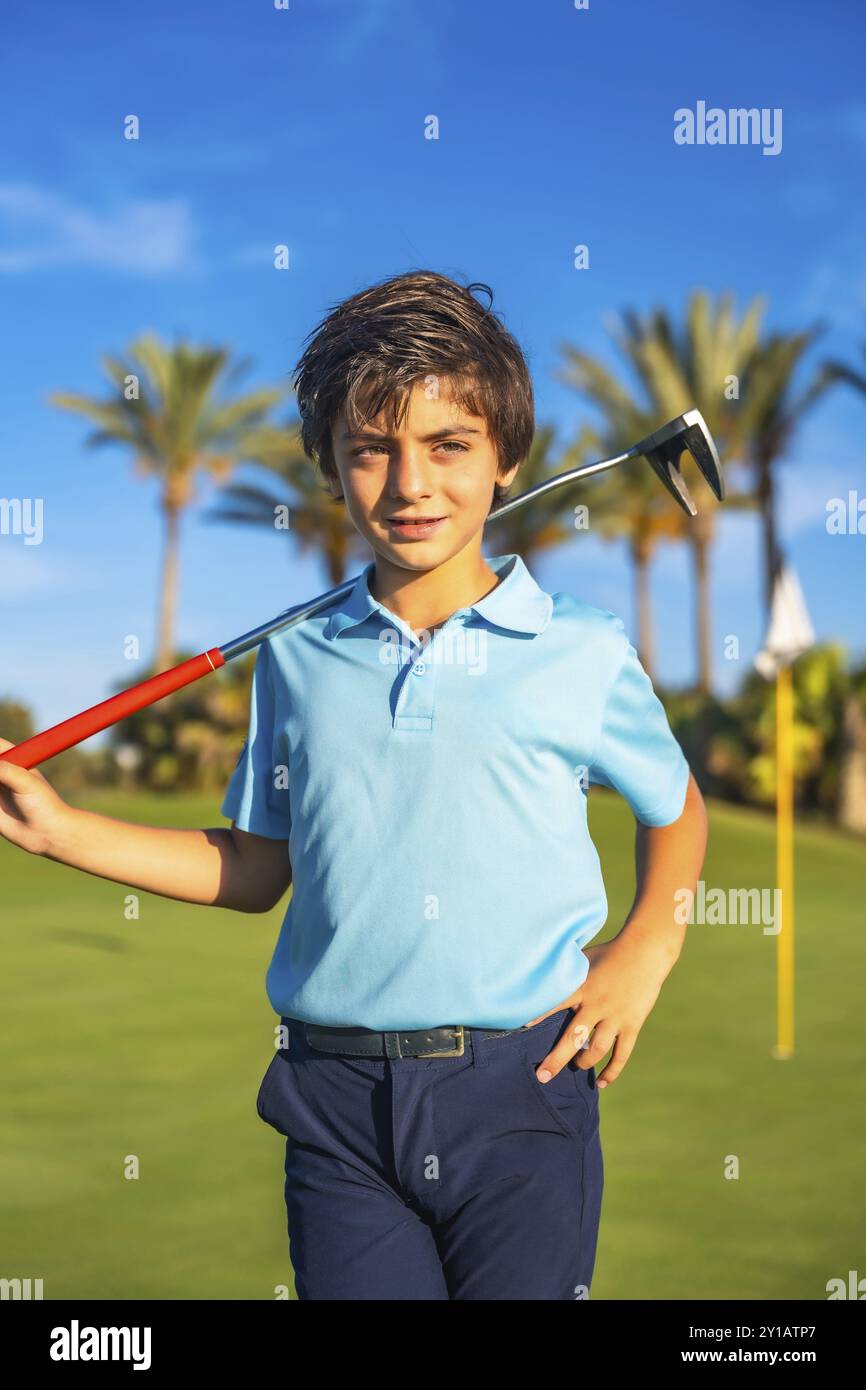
<box><xmin>311</xmin><ymin>0</ymin><xmax>448</xmax><ymax>67</ymax></box>
<box><xmin>312</xmin><ymin>0</ymin><xmax>401</xmax><ymax>64</ymax></box>
<box><xmin>0</xmin><ymin>546</ymin><xmax>104</xmax><ymax>598</ymax></box>
<box><xmin>230</xmin><ymin>241</ymin><xmax>282</xmax><ymax>267</ymax></box>
<box><xmin>0</xmin><ymin>184</ymin><xmax>198</xmax><ymax>273</ymax></box>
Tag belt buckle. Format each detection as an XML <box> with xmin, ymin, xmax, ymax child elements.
<box><xmin>425</xmin><ymin>1025</ymin><xmax>465</xmax><ymax>1058</ymax></box>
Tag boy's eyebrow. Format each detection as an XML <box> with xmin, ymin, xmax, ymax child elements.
<box><xmin>341</xmin><ymin>426</ymin><xmax>483</xmax><ymax>441</ymax></box>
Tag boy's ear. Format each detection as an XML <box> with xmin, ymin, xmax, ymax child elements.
<box><xmin>496</xmin><ymin>460</ymin><xmax>521</xmax><ymax>491</ymax></box>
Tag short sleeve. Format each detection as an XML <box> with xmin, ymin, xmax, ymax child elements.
<box><xmin>588</xmin><ymin>625</ymin><xmax>690</xmax><ymax>827</ymax></box>
<box><xmin>220</xmin><ymin>640</ymin><xmax>292</xmax><ymax>839</ymax></box>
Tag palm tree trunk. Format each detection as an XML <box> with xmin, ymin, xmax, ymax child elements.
<box><xmin>691</xmin><ymin>532</ymin><xmax>712</xmax><ymax>694</ymax></box>
<box><xmin>631</xmin><ymin>535</ymin><xmax>655</xmax><ymax>681</ymax></box>
<box><xmin>838</xmin><ymin>693</ymin><xmax>866</xmax><ymax>833</ymax></box>
<box><xmin>156</xmin><ymin>499</ymin><xmax>180</xmax><ymax>673</ymax></box>
<box><xmin>757</xmin><ymin>454</ymin><xmax>778</xmax><ymax>617</ymax></box>
<box><xmin>325</xmin><ymin>535</ymin><xmax>346</xmax><ymax>586</ymax></box>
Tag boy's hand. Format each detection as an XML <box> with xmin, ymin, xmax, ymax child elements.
<box><xmin>523</xmin><ymin>775</ymin><xmax>706</xmax><ymax>1091</ymax></box>
<box><xmin>0</xmin><ymin>737</ymin><xmax>72</xmax><ymax>856</ymax></box>
<box><xmin>522</xmin><ymin>933</ymin><xmax>674</xmax><ymax>1090</ymax></box>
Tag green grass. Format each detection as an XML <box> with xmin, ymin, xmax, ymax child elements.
<box><xmin>1</xmin><ymin>788</ymin><xmax>863</xmax><ymax>1299</ymax></box>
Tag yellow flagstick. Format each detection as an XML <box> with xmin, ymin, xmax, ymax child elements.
<box><xmin>774</xmin><ymin>662</ymin><xmax>795</xmax><ymax>1060</ymax></box>
<box><xmin>756</xmin><ymin>559</ymin><xmax>813</xmax><ymax>1063</ymax></box>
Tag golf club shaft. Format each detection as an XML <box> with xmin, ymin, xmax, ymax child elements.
<box><xmin>0</xmin><ymin>444</ymin><xmax>635</xmax><ymax>770</ymax></box>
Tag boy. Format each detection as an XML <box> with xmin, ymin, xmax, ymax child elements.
<box><xmin>0</xmin><ymin>269</ymin><xmax>708</xmax><ymax>1301</ymax></box>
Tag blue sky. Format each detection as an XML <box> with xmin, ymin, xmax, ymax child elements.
<box><xmin>2</xmin><ymin>0</ymin><xmax>865</xmax><ymax>735</ymax></box>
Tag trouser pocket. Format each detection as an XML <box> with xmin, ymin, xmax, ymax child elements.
<box><xmin>518</xmin><ymin>1011</ymin><xmax>599</xmax><ymax>1141</ymax></box>
<box><xmin>256</xmin><ymin>1052</ymin><xmax>288</xmax><ymax>1133</ymax></box>
<box><xmin>520</xmin><ymin>1048</ymin><xmax>597</xmax><ymax>1140</ymax></box>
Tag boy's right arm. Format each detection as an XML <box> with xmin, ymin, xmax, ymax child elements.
<box><xmin>0</xmin><ymin>739</ymin><xmax>292</xmax><ymax>915</ymax></box>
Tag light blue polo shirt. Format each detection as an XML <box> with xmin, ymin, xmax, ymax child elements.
<box><xmin>220</xmin><ymin>552</ymin><xmax>690</xmax><ymax>1030</ymax></box>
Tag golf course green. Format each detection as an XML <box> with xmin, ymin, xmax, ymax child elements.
<box><xmin>1</xmin><ymin>788</ymin><xmax>863</xmax><ymax>1300</ymax></box>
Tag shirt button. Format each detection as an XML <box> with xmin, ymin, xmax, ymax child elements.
<box><xmin>412</xmin><ymin>661</ymin><xmax>426</xmax><ymax>675</ymax></box>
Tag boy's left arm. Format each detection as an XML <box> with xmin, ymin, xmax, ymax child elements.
<box><xmin>528</xmin><ymin>770</ymin><xmax>708</xmax><ymax>1088</ymax></box>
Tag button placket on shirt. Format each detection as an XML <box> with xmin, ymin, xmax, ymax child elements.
<box><xmin>391</xmin><ymin>610</ymin><xmax>467</xmax><ymax>733</ymax></box>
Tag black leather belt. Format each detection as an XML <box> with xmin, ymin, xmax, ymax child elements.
<box><xmin>298</xmin><ymin>1020</ymin><xmax>520</xmax><ymax>1059</ymax></box>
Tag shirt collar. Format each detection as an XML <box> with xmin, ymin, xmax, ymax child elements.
<box><xmin>323</xmin><ymin>552</ymin><xmax>553</xmax><ymax>640</ymax></box>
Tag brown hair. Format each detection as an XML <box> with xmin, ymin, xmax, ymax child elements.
<box><xmin>291</xmin><ymin>269</ymin><xmax>534</xmax><ymax>508</ymax></box>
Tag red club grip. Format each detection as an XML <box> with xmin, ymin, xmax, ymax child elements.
<box><xmin>1</xmin><ymin>648</ymin><xmax>226</xmax><ymax>770</ymax></box>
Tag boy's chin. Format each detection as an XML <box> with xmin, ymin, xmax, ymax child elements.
<box><xmin>370</xmin><ymin>529</ymin><xmax>468</xmax><ymax>572</ymax></box>
<box><xmin>374</xmin><ymin>542</ymin><xmax>448</xmax><ymax>571</ymax></box>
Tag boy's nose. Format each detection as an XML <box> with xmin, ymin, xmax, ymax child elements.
<box><xmin>387</xmin><ymin>447</ymin><xmax>435</xmax><ymax>501</ymax></box>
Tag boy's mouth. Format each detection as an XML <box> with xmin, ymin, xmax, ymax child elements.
<box><xmin>385</xmin><ymin>515</ymin><xmax>447</xmax><ymax>540</ymax></box>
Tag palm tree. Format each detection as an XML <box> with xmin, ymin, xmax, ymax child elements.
<box><xmin>204</xmin><ymin>417</ymin><xmax>367</xmax><ymax>585</ymax></box>
<box><xmin>822</xmin><ymin>317</ymin><xmax>866</xmax><ymax>402</ymax></box>
<box><xmin>50</xmin><ymin>335</ymin><xmax>286</xmax><ymax>671</ymax></box>
<box><xmin>820</xmin><ymin>317</ymin><xmax>866</xmax><ymax>833</ymax></box>
<box><xmin>558</xmin><ymin>291</ymin><xmax>767</xmax><ymax>693</ymax></box>
<box><xmin>736</xmin><ymin>324</ymin><xmax>834</xmax><ymax>614</ymax></box>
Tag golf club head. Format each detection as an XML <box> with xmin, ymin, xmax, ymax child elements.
<box><xmin>635</xmin><ymin>409</ymin><xmax>726</xmax><ymax>516</ymax></box>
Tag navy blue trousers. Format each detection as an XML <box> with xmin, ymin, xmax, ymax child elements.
<box><xmin>256</xmin><ymin>1007</ymin><xmax>604</xmax><ymax>1300</ymax></box>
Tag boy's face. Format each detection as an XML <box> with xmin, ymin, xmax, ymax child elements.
<box><xmin>329</xmin><ymin>379</ymin><xmax>519</xmax><ymax>574</ymax></box>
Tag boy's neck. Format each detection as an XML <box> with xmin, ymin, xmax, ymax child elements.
<box><xmin>368</xmin><ymin>542</ymin><xmax>503</xmax><ymax>634</ymax></box>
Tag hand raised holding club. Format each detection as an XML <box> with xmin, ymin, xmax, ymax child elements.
<box><xmin>0</xmin><ymin>736</ymin><xmax>72</xmax><ymax>856</ymax></box>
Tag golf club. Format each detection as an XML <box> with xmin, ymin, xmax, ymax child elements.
<box><xmin>1</xmin><ymin>409</ymin><xmax>724</xmax><ymax>771</ymax></box>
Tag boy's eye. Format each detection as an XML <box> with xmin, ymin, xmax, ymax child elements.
<box><xmin>352</xmin><ymin>441</ymin><xmax>468</xmax><ymax>458</ymax></box>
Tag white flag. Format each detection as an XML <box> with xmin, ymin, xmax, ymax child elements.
<box><xmin>754</xmin><ymin>563</ymin><xmax>815</xmax><ymax>679</ymax></box>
